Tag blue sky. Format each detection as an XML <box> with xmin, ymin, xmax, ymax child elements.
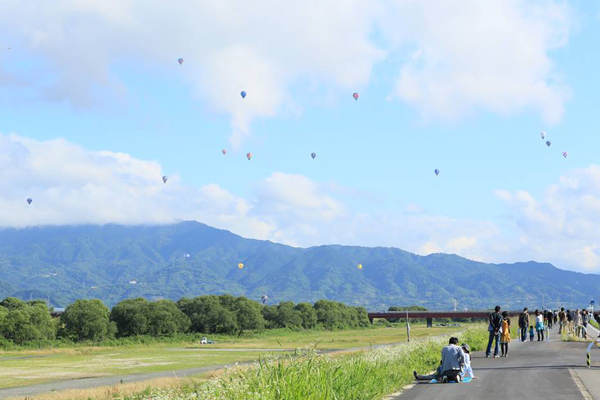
<box><xmin>1</xmin><ymin>0</ymin><xmax>600</xmax><ymax>273</ymax></box>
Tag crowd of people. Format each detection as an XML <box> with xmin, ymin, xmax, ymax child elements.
<box><xmin>412</xmin><ymin>305</ymin><xmax>598</xmax><ymax>384</ymax></box>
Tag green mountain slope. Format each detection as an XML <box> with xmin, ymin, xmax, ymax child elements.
<box><xmin>0</xmin><ymin>221</ymin><xmax>597</xmax><ymax>310</ymax></box>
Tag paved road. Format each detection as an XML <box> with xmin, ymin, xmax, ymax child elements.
<box><xmin>392</xmin><ymin>327</ymin><xmax>600</xmax><ymax>400</ymax></box>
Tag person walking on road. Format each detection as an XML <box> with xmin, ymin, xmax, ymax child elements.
<box><xmin>545</xmin><ymin>310</ymin><xmax>553</xmax><ymax>329</ymax></box>
<box><xmin>575</xmin><ymin>309</ymin><xmax>583</xmax><ymax>337</ymax></box>
<box><xmin>582</xmin><ymin>310</ymin><xmax>589</xmax><ymax>339</ymax></box>
<box><xmin>535</xmin><ymin>309</ymin><xmax>545</xmax><ymax>341</ymax></box>
<box><xmin>558</xmin><ymin>308</ymin><xmax>566</xmax><ymax>334</ymax></box>
<box><xmin>500</xmin><ymin>311</ymin><xmax>511</xmax><ymax>357</ymax></box>
<box><xmin>567</xmin><ymin>309</ymin><xmax>574</xmax><ymax>335</ymax></box>
<box><xmin>486</xmin><ymin>305</ymin><xmax>502</xmax><ymax>358</ymax></box>
<box><xmin>519</xmin><ymin>308</ymin><xmax>529</xmax><ymax>342</ymax></box>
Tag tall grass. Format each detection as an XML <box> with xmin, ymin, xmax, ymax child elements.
<box><xmin>118</xmin><ymin>327</ymin><xmax>488</xmax><ymax>400</ymax></box>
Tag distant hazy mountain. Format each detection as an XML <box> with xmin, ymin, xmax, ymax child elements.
<box><xmin>0</xmin><ymin>221</ymin><xmax>597</xmax><ymax>310</ymax></box>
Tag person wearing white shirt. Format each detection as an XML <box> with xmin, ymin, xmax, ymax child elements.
<box><xmin>460</xmin><ymin>343</ymin><xmax>476</xmax><ymax>380</ymax></box>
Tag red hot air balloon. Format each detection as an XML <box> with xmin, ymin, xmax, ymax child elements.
<box><xmin>353</xmin><ymin>93</ymin><xmax>359</xmax><ymax>100</ymax></box>
<box><xmin>222</xmin><ymin>149</ymin><xmax>227</xmax><ymax>155</ymax></box>
<box><xmin>246</xmin><ymin>153</ymin><xmax>252</xmax><ymax>160</ymax></box>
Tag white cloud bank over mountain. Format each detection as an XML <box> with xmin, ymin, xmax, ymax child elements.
<box><xmin>1</xmin><ymin>134</ymin><xmax>599</xmax><ymax>273</ymax></box>
<box><xmin>0</xmin><ymin>0</ymin><xmax>571</xmax><ymax>145</ymax></box>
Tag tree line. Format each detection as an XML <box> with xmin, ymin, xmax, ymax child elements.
<box><xmin>0</xmin><ymin>296</ymin><xmax>369</xmax><ymax>344</ymax></box>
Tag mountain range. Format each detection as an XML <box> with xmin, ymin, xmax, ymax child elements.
<box><xmin>0</xmin><ymin>221</ymin><xmax>598</xmax><ymax>310</ymax></box>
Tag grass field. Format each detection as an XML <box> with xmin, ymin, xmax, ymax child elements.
<box><xmin>0</xmin><ymin>323</ymin><xmax>475</xmax><ymax>391</ymax></box>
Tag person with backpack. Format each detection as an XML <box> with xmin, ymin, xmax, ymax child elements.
<box><xmin>486</xmin><ymin>305</ymin><xmax>502</xmax><ymax>358</ymax></box>
<box><xmin>518</xmin><ymin>308</ymin><xmax>529</xmax><ymax>342</ymax></box>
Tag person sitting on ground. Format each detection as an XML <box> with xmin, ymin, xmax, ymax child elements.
<box><xmin>461</xmin><ymin>343</ymin><xmax>478</xmax><ymax>380</ymax></box>
<box><xmin>500</xmin><ymin>311</ymin><xmax>511</xmax><ymax>357</ymax></box>
<box><xmin>535</xmin><ymin>309</ymin><xmax>545</xmax><ymax>341</ymax></box>
<box><xmin>529</xmin><ymin>325</ymin><xmax>535</xmax><ymax>341</ymax></box>
<box><xmin>518</xmin><ymin>308</ymin><xmax>529</xmax><ymax>342</ymax></box>
<box><xmin>413</xmin><ymin>337</ymin><xmax>465</xmax><ymax>382</ymax></box>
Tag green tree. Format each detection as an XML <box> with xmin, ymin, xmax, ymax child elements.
<box><xmin>146</xmin><ymin>300</ymin><xmax>190</xmax><ymax>336</ymax></box>
<box><xmin>233</xmin><ymin>297</ymin><xmax>264</xmax><ymax>336</ymax></box>
<box><xmin>261</xmin><ymin>305</ymin><xmax>279</xmax><ymax>329</ymax></box>
<box><xmin>0</xmin><ymin>299</ymin><xmax>56</xmax><ymax>343</ymax></box>
<box><xmin>294</xmin><ymin>302</ymin><xmax>317</xmax><ymax>329</ymax></box>
<box><xmin>274</xmin><ymin>301</ymin><xmax>302</xmax><ymax>329</ymax></box>
<box><xmin>60</xmin><ymin>299</ymin><xmax>114</xmax><ymax>342</ymax></box>
<box><xmin>314</xmin><ymin>300</ymin><xmax>345</xmax><ymax>330</ymax></box>
<box><xmin>178</xmin><ymin>296</ymin><xmax>237</xmax><ymax>334</ymax></box>
<box><xmin>110</xmin><ymin>298</ymin><xmax>149</xmax><ymax>337</ymax></box>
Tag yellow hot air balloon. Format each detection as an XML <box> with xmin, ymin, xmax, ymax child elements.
<box><xmin>238</xmin><ymin>263</ymin><xmax>244</xmax><ymax>269</ymax></box>
<box><xmin>358</xmin><ymin>264</ymin><xmax>363</xmax><ymax>270</ymax></box>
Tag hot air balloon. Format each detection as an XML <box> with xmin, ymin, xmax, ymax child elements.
<box><xmin>311</xmin><ymin>152</ymin><xmax>316</xmax><ymax>159</ymax></box>
<box><xmin>26</xmin><ymin>198</ymin><xmax>32</xmax><ymax>205</ymax></box>
<box><xmin>540</xmin><ymin>131</ymin><xmax>546</xmax><ymax>140</ymax></box>
<box><xmin>238</xmin><ymin>263</ymin><xmax>244</xmax><ymax>269</ymax></box>
<box><xmin>357</xmin><ymin>264</ymin><xmax>363</xmax><ymax>270</ymax></box>
<box><xmin>222</xmin><ymin>149</ymin><xmax>227</xmax><ymax>155</ymax></box>
<box><xmin>162</xmin><ymin>176</ymin><xmax>168</xmax><ymax>184</ymax></box>
<box><xmin>240</xmin><ymin>91</ymin><xmax>247</xmax><ymax>99</ymax></box>
<box><xmin>435</xmin><ymin>169</ymin><xmax>440</xmax><ymax>176</ymax></box>
<box><xmin>353</xmin><ymin>93</ymin><xmax>359</xmax><ymax>100</ymax></box>
<box><xmin>261</xmin><ymin>295</ymin><xmax>268</xmax><ymax>304</ymax></box>
<box><xmin>546</xmin><ymin>141</ymin><xmax>551</xmax><ymax>147</ymax></box>
<box><xmin>177</xmin><ymin>58</ymin><xmax>184</xmax><ymax>65</ymax></box>
<box><xmin>246</xmin><ymin>153</ymin><xmax>252</xmax><ymax>160</ymax></box>
<box><xmin>562</xmin><ymin>151</ymin><xmax>569</xmax><ymax>158</ymax></box>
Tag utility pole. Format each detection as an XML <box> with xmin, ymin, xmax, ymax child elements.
<box><xmin>406</xmin><ymin>310</ymin><xmax>411</xmax><ymax>343</ymax></box>
<box><xmin>570</xmin><ymin>291</ymin><xmax>573</xmax><ymax>310</ymax></box>
<box><xmin>542</xmin><ymin>293</ymin><xmax>545</xmax><ymax>310</ymax></box>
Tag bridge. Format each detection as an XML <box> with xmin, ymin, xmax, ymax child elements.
<box><xmin>367</xmin><ymin>310</ymin><xmax>522</xmax><ymax>324</ymax></box>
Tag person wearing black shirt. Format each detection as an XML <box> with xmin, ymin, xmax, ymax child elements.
<box><xmin>486</xmin><ymin>305</ymin><xmax>502</xmax><ymax>358</ymax></box>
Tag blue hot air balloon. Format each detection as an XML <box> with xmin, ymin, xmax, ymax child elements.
<box><xmin>434</xmin><ymin>169</ymin><xmax>440</xmax><ymax>176</ymax></box>
<box><xmin>240</xmin><ymin>91</ymin><xmax>247</xmax><ymax>99</ymax></box>
<box><xmin>162</xmin><ymin>176</ymin><xmax>168</xmax><ymax>184</ymax></box>
<box><xmin>177</xmin><ymin>58</ymin><xmax>184</xmax><ymax>65</ymax></box>
<box><xmin>311</xmin><ymin>152</ymin><xmax>316</xmax><ymax>159</ymax></box>
<box><xmin>27</xmin><ymin>198</ymin><xmax>33</xmax><ymax>205</ymax></box>
<box><xmin>546</xmin><ymin>141</ymin><xmax>552</xmax><ymax>147</ymax></box>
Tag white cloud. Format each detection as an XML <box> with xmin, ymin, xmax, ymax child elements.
<box><xmin>5</xmin><ymin>134</ymin><xmax>600</xmax><ymax>273</ymax></box>
<box><xmin>0</xmin><ymin>133</ymin><xmax>501</xmax><ymax>260</ymax></box>
<box><xmin>0</xmin><ymin>0</ymin><xmax>571</xmax><ymax>145</ymax></box>
<box><xmin>380</xmin><ymin>0</ymin><xmax>571</xmax><ymax>123</ymax></box>
<box><xmin>496</xmin><ymin>165</ymin><xmax>600</xmax><ymax>272</ymax></box>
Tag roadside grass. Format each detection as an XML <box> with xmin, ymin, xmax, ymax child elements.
<box><xmin>98</xmin><ymin>326</ymin><xmax>488</xmax><ymax>400</ymax></box>
<box><xmin>0</xmin><ymin>324</ymin><xmax>474</xmax><ymax>391</ymax></box>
